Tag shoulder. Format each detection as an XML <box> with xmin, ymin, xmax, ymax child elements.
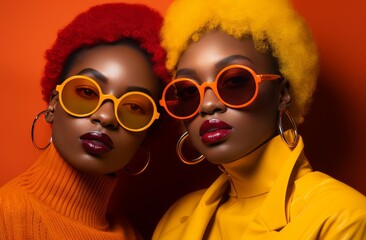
<box><xmin>153</xmin><ymin>189</ymin><xmax>206</xmax><ymax>238</ymax></box>
<box><xmin>290</xmin><ymin>171</ymin><xmax>366</xmax><ymax>234</ymax></box>
<box><xmin>294</xmin><ymin>171</ymin><xmax>366</xmax><ymax>209</ymax></box>
<box><xmin>0</xmin><ymin>179</ymin><xmax>34</xmax><ymax>217</ymax></box>
<box><xmin>0</xmin><ymin>180</ymin><xmax>34</xmax><ymax>237</ymax></box>
<box><xmin>162</xmin><ymin>189</ymin><xmax>206</xmax><ymax>221</ymax></box>
<box><xmin>0</xmin><ymin>180</ymin><xmax>20</xmax><ymax>203</ymax></box>
<box><xmin>0</xmin><ymin>178</ymin><xmax>27</xmax><ymax>200</ymax></box>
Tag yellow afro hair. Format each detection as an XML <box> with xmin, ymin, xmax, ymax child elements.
<box><xmin>161</xmin><ymin>0</ymin><xmax>319</xmax><ymax>123</ymax></box>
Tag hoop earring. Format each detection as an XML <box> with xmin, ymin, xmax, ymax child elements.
<box><xmin>31</xmin><ymin>110</ymin><xmax>53</xmax><ymax>150</ymax></box>
<box><xmin>278</xmin><ymin>109</ymin><xmax>298</xmax><ymax>148</ymax></box>
<box><xmin>176</xmin><ymin>131</ymin><xmax>205</xmax><ymax>165</ymax></box>
<box><xmin>124</xmin><ymin>147</ymin><xmax>150</xmax><ymax>176</ymax></box>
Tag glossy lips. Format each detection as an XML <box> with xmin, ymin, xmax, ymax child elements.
<box><xmin>199</xmin><ymin>119</ymin><xmax>233</xmax><ymax>144</ymax></box>
<box><xmin>80</xmin><ymin>131</ymin><xmax>114</xmax><ymax>155</ymax></box>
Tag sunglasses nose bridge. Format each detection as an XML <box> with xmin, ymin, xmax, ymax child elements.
<box><xmin>200</xmin><ymin>81</ymin><xmax>215</xmax><ymax>93</ymax></box>
<box><xmin>98</xmin><ymin>93</ymin><xmax>120</xmax><ymax>108</ymax></box>
<box><xmin>198</xmin><ymin>81</ymin><xmax>226</xmax><ymax>116</ymax></box>
<box><xmin>90</xmin><ymin>94</ymin><xmax>120</xmax><ymax>129</ymax></box>
<box><xmin>92</xmin><ymin>93</ymin><xmax>121</xmax><ymax>118</ymax></box>
<box><xmin>200</xmin><ymin>81</ymin><xmax>220</xmax><ymax>100</ymax></box>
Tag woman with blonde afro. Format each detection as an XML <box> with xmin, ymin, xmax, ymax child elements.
<box><xmin>154</xmin><ymin>0</ymin><xmax>366</xmax><ymax>239</ymax></box>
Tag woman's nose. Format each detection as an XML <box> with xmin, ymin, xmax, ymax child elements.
<box><xmin>90</xmin><ymin>100</ymin><xmax>119</xmax><ymax>129</ymax></box>
<box><xmin>199</xmin><ymin>88</ymin><xmax>226</xmax><ymax>116</ymax></box>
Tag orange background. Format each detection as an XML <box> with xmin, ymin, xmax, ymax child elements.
<box><xmin>1</xmin><ymin>0</ymin><xmax>366</xmax><ymax>239</ymax></box>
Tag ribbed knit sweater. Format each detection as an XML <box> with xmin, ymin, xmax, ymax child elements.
<box><xmin>0</xmin><ymin>143</ymin><xmax>135</xmax><ymax>239</ymax></box>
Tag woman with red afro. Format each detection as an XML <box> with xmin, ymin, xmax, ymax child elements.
<box><xmin>0</xmin><ymin>3</ymin><xmax>169</xmax><ymax>239</ymax></box>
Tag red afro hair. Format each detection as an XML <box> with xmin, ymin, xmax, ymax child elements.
<box><xmin>41</xmin><ymin>3</ymin><xmax>170</xmax><ymax>102</ymax></box>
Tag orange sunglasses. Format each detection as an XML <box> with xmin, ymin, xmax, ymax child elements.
<box><xmin>160</xmin><ymin>64</ymin><xmax>281</xmax><ymax>119</ymax></box>
<box><xmin>55</xmin><ymin>75</ymin><xmax>160</xmax><ymax>132</ymax></box>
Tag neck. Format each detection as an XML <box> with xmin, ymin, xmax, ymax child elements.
<box><xmin>221</xmin><ymin>135</ymin><xmax>292</xmax><ymax>198</ymax></box>
<box><xmin>18</xmin><ymin>143</ymin><xmax>118</xmax><ymax>227</ymax></box>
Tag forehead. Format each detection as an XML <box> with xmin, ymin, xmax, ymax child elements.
<box><xmin>65</xmin><ymin>44</ymin><xmax>160</xmax><ymax>99</ymax></box>
<box><xmin>177</xmin><ymin>30</ymin><xmax>278</xmax><ymax>74</ymax></box>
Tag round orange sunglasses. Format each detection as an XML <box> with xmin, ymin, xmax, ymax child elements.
<box><xmin>159</xmin><ymin>64</ymin><xmax>282</xmax><ymax>119</ymax></box>
<box><xmin>55</xmin><ymin>75</ymin><xmax>160</xmax><ymax>132</ymax></box>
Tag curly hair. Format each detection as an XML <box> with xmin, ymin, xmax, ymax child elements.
<box><xmin>161</xmin><ymin>0</ymin><xmax>319</xmax><ymax>123</ymax></box>
<box><xmin>41</xmin><ymin>3</ymin><xmax>169</xmax><ymax>103</ymax></box>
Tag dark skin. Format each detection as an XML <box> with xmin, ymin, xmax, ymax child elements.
<box><xmin>176</xmin><ymin>30</ymin><xmax>291</xmax><ymax>168</ymax></box>
<box><xmin>45</xmin><ymin>43</ymin><xmax>161</xmax><ymax>175</ymax></box>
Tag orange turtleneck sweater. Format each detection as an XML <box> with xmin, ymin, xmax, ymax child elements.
<box><xmin>0</xmin><ymin>143</ymin><xmax>136</xmax><ymax>239</ymax></box>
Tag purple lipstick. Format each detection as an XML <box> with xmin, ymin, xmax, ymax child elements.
<box><xmin>80</xmin><ymin>131</ymin><xmax>114</xmax><ymax>155</ymax></box>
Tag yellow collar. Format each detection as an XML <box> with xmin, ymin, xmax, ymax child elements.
<box><xmin>176</xmin><ymin>135</ymin><xmax>312</xmax><ymax>238</ymax></box>
<box><xmin>222</xmin><ymin>135</ymin><xmax>293</xmax><ymax>198</ymax></box>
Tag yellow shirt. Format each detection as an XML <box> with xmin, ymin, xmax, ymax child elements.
<box><xmin>153</xmin><ymin>135</ymin><xmax>366</xmax><ymax>240</ymax></box>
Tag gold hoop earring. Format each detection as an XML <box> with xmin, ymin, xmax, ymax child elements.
<box><xmin>124</xmin><ymin>147</ymin><xmax>150</xmax><ymax>176</ymax></box>
<box><xmin>176</xmin><ymin>131</ymin><xmax>205</xmax><ymax>165</ymax></box>
<box><xmin>31</xmin><ymin>110</ymin><xmax>53</xmax><ymax>150</ymax></box>
<box><xmin>278</xmin><ymin>109</ymin><xmax>298</xmax><ymax>148</ymax></box>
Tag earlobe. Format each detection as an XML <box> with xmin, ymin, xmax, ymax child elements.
<box><xmin>45</xmin><ymin>91</ymin><xmax>58</xmax><ymax>123</ymax></box>
<box><xmin>278</xmin><ymin>79</ymin><xmax>291</xmax><ymax>111</ymax></box>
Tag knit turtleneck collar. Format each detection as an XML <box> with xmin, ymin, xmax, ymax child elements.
<box><xmin>221</xmin><ymin>135</ymin><xmax>292</xmax><ymax>199</ymax></box>
<box><xmin>15</xmin><ymin>143</ymin><xmax>118</xmax><ymax>228</ymax></box>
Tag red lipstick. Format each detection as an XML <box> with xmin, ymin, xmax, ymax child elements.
<box><xmin>80</xmin><ymin>131</ymin><xmax>114</xmax><ymax>155</ymax></box>
<box><xmin>199</xmin><ymin>119</ymin><xmax>233</xmax><ymax>144</ymax></box>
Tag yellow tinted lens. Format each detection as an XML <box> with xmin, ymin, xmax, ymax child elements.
<box><xmin>117</xmin><ymin>93</ymin><xmax>155</xmax><ymax>130</ymax></box>
<box><xmin>61</xmin><ymin>78</ymin><xmax>100</xmax><ymax>115</ymax></box>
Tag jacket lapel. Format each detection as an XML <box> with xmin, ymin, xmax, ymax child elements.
<box><xmin>241</xmin><ymin>138</ymin><xmax>305</xmax><ymax>239</ymax></box>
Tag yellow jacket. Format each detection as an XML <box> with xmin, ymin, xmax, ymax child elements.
<box><xmin>153</xmin><ymin>136</ymin><xmax>366</xmax><ymax>239</ymax></box>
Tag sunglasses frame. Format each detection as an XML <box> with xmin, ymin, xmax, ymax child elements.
<box><xmin>160</xmin><ymin>64</ymin><xmax>281</xmax><ymax>120</ymax></box>
<box><xmin>55</xmin><ymin>75</ymin><xmax>160</xmax><ymax>132</ymax></box>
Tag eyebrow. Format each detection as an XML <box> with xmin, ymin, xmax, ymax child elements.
<box><xmin>215</xmin><ymin>55</ymin><xmax>254</xmax><ymax>70</ymax></box>
<box><xmin>175</xmin><ymin>68</ymin><xmax>197</xmax><ymax>79</ymax></box>
<box><xmin>77</xmin><ymin>68</ymin><xmax>108</xmax><ymax>83</ymax></box>
<box><xmin>125</xmin><ymin>86</ymin><xmax>152</xmax><ymax>96</ymax></box>
<box><xmin>77</xmin><ymin>68</ymin><xmax>152</xmax><ymax>96</ymax></box>
<box><xmin>175</xmin><ymin>54</ymin><xmax>254</xmax><ymax>79</ymax></box>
